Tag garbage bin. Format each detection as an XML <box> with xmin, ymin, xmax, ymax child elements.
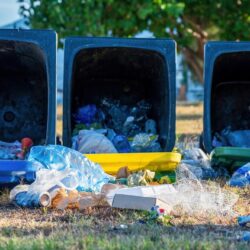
<box><xmin>0</xmin><ymin>29</ymin><xmax>57</xmax><ymax>184</ymax></box>
<box><xmin>63</xmin><ymin>37</ymin><xmax>178</xmax><ymax>173</ymax></box>
<box><xmin>203</xmin><ymin>41</ymin><xmax>250</xmax><ymax>153</ymax></box>
<box><xmin>63</xmin><ymin>37</ymin><xmax>176</xmax><ymax>150</ymax></box>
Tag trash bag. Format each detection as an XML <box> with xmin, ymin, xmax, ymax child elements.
<box><xmin>229</xmin><ymin>163</ymin><xmax>250</xmax><ymax>187</ymax></box>
<box><xmin>73</xmin><ymin>130</ymin><xmax>117</xmax><ymax>154</ymax></box>
<box><xmin>28</xmin><ymin>145</ymin><xmax>111</xmax><ymax>192</ymax></box>
<box><xmin>74</xmin><ymin>104</ymin><xmax>104</xmax><ymax>125</ymax></box>
<box><xmin>214</xmin><ymin>127</ymin><xmax>250</xmax><ymax>148</ymax></box>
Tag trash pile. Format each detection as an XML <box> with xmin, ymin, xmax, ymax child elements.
<box><xmin>8</xmin><ymin>145</ymin><xmax>241</xmax><ymax>219</ymax></box>
<box><xmin>72</xmin><ymin>99</ymin><xmax>162</xmax><ymax>153</ymax></box>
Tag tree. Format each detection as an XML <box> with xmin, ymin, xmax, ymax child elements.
<box><xmin>18</xmin><ymin>0</ymin><xmax>250</xmax><ymax>82</ymax></box>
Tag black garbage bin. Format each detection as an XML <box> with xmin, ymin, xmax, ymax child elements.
<box><xmin>63</xmin><ymin>37</ymin><xmax>176</xmax><ymax>152</ymax></box>
<box><xmin>203</xmin><ymin>41</ymin><xmax>250</xmax><ymax>153</ymax></box>
<box><xmin>0</xmin><ymin>29</ymin><xmax>56</xmax><ymax>145</ymax></box>
<box><xmin>0</xmin><ymin>29</ymin><xmax>56</xmax><ymax>184</ymax></box>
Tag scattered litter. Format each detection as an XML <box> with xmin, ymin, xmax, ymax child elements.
<box><xmin>172</xmin><ymin>163</ymin><xmax>238</xmax><ymax>215</ymax></box>
<box><xmin>181</xmin><ymin>148</ymin><xmax>216</xmax><ymax>180</ymax></box>
<box><xmin>242</xmin><ymin>232</ymin><xmax>250</xmax><ymax>241</ymax></box>
<box><xmin>116</xmin><ymin>166</ymin><xmax>130</xmax><ymax>179</ymax></box>
<box><xmin>7</xmin><ymin>145</ymin><xmax>238</xmax><ymax>218</ymax></box>
<box><xmin>137</xmin><ymin>205</ymin><xmax>172</xmax><ymax>225</ymax></box>
<box><xmin>109</xmin><ymin>185</ymin><xmax>176</xmax><ymax>212</ymax></box>
<box><xmin>229</xmin><ymin>163</ymin><xmax>250</xmax><ymax>187</ymax></box>
<box><xmin>109</xmin><ymin>162</ymin><xmax>236</xmax><ymax>215</ymax></box>
<box><xmin>10</xmin><ymin>183</ymin><xmax>51</xmax><ymax>208</ymax></box>
<box><xmin>16</xmin><ymin>138</ymin><xmax>33</xmax><ymax>160</ymax></box>
<box><xmin>127</xmin><ymin>170</ymin><xmax>155</xmax><ymax>186</ymax></box>
<box><xmin>112</xmin><ymin>224</ymin><xmax>129</xmax><ymax>231</ymax></box>
<box><xmin>28</xmin><ymin>145</ymin><xmax>111</xmax><ymax>192</ymax></box>
<box><xmin>238</xmin><ymin>215</ymin><xmax>250</xmax><ymax>227</ymax></box>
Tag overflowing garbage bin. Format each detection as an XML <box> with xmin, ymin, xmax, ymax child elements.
<box><xmin>203</xmin><ymin>42</ymin><xmax>250</xmax><ymax>153</ymax></box>
<box><xmin>62</xmin><ymin>37</ymin><xmax>178</xmax><ymax>173</ymax></box>
<box><xmin>0</xmin><ymin>29</ymin><xmax>57</xmax><ymax>184</ymax></box>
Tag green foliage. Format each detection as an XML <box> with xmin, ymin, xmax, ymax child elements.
<box><xmin>18</xmin><ymin>0</ymin><xmax>250</xmax><ymax>80</ymax></box>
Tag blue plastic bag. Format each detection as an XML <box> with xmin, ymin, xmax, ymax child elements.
<box><xmin>229</xmin><ymin>163</ymin><xmax>250</xmax><ymax>187</ymax></box>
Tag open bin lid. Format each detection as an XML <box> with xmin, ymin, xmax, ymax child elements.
<box><xmin>211</xmin><ymin>146</ymin><xmax>250</xmax><ymax>171</ymax></box>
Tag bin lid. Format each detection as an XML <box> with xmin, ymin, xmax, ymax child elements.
<box><xmin>211</xmin><ymin>146</ymin><xmax>250</xmax><ymax>170</ymax></box>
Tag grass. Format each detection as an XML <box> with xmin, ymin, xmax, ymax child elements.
<box><xmin>0</xmin><ymin>102</ymin><xmax>249</xmax><ymax>249</ymax></box>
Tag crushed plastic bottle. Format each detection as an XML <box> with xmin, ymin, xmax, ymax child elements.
<box><xmin>122</xmin><ymin>116</ymin><xmax>141</xmax><ymax>137</ymax></box>
<box><xmin>145</xmin><ymin>119</ymin><xmax>157</xmax><ymax>134</ymax></box>
<box><xmin>28</xmin><ymin>145</ymin><xmax>111</xmax><ymax>192</ymax></box>
<box><xmin>229</xmin><ymin>163</ymin><xmax>250</xmax><ymax>187</ymax></box>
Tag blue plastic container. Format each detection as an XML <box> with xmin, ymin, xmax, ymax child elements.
<box><xmin>203</xmin><ymin>42</ymin><xmax>250</xmax><ymax>153</ymax></box>
<box><xmin>0</xmin><ymin>160</ymin><xmax>36</xmax><ymax>184</ymax></box>
<box><xmin>63</xmin><ymin>37</ymin><xmax>176</xmax><ymax>152</ymax></box>
<box><xmin>0</xmin><ymin>29</ymin><xmax>57</xmax><ymax>184</ymax></box>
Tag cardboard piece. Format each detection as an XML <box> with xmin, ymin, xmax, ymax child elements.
<box><xmin>110</xmin><ymin>184</ymin><xmax>176</xmax><ymax>211</ymax></box>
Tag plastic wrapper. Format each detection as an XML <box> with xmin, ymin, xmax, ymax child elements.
<box><xmin>131</xmin><ymin>133</ymin><xmax>162</xmax><ymax>152</ymax></box>
<box><xmin>181</xmin><ymin>148</ymin><xmax>216</xmax><ymax>180</ymax></box>
<box><xmin>0</xmin><ymin>140</ymin><xmax>21</xmax><ymax>159</ymax></box>
<box><xmin>28</xmin><ymin>145</ymin><xmax>111</xmax><ymax>192</ymax></box>
<box><xmin>106</xmin><ymin>163</ymin><xmax>238</xmax><ymax>216</ymax></box>
<box><xmin>73</xmin><ymin>130</ymin><xmax>117</xmax><ymax>154</ymax></box>
<box><xmin>172</xmin><ymin>163</ymin><xmax>238</xmax><ymax>215</ymax></box>
<box><xmin>229</xmin><ymin>163</ymin><xmax>250</xmax><ymax>187</ymax></box>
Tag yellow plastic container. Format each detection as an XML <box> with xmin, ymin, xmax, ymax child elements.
<box><xmin>85</xmin><ymin>152</ymin><xmax>181</xmax><ymax>175</ymax></box>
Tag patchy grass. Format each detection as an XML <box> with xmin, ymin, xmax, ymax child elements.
<box><xmin>0</xmin><ymin>102</ymin><xmax>249</xmax><ymax>249</ymax></box>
